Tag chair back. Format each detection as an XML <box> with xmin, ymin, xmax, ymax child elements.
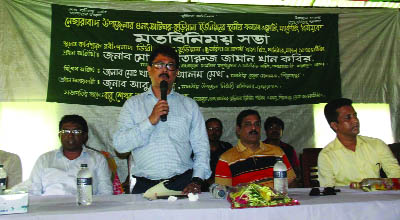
<box><xmin>301</xmin><ymin>148</ymin><xmax>322</xmax><ymax>188</ymax></box>
<box><xmin>388</xmin><ymin>143</ymin><xmax>400</xmax><ymax>164</ymax></box>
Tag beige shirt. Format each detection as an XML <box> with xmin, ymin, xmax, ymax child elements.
<box><xmin>0</xmin><ymin>150</ymin><xmax>22</xmax><ymax>188</ymax></box>
<box><xmin>318</xmin><ymin>135</ymin><xmax>400</xmax><ymax>187</ymax></box>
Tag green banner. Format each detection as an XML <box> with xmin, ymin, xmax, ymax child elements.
<box><xmin>47</xmin><ymin>4</ymin><xmax>341</xmax><ymax>107</ymax></box>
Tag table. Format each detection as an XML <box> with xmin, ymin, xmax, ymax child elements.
<box><xmin>3</xmin><ymin>188</ymin><xmax>400</xmax><ymax>220</ymax></box>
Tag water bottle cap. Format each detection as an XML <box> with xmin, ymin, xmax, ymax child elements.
<box><xmin>0</xmin><ymin>165</ymin><xmax>3</xmax><ymax>168</ymax></box>
<box><xmin>217</xmin><ymin>190</ymin><xmax>226</xmax><ymax>198</ymax></box>
<box><xmin>349</xmin><ymin>182</ymin><xmax>359</xmax><ymax>189</ymax></box>
<box><xmin>80</xmin><ymin>164</ymin><xmax>88</xmax><ymax>168</ymax></box>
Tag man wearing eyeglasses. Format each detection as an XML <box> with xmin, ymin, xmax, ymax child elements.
<box><xmin>215</xmin><ymin>109</ymin><xmax>296</xmax><ymax>187</ymax></box>
<box><xmin>29</xmin><ymin>115</ymin><xmax>113</xmax><ymax>195</ymax></box>
<box><xmin>113</xmin><ymin>44</ymin><xmax>211</xmax><ymax>197</ymax></box>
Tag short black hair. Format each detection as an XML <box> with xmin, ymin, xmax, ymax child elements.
<box><xmin>205</xmin><ymin>118</ymin><xmax>223</xmax><ymax>129</ymax></box>
<box><xmin>59</xmin><ymin>115</ymin><xmax>88</xmax><ymax>132</ymax></box>
<box><xmin>236</xmin><ymin>109</ymin><xmax>261</xmax><ymax>128</ymax></box>
<box><xmin>324</xmin><ymin>98</ymin><xmax>353</xmax><ymax>124</ymax></box>
<box><xmin>147</xmin><ymin>44</ymin><xmax>180</xmax><ymax>69</ymax></box>
<box><xmin>264</xmin><ymin>116</ymin><xmax>284</xmax><ymax>131</ymax></box>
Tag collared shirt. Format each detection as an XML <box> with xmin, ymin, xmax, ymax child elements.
<box><xmin>0</xmin><ymin>150</ymin><xmax>22</xmax><ymax>188</ymax></box>
<box><xmin>318</xmin><ymin>135</ymin><xmax>400</xmax><ymax>187</ymax></box>
<box><xmin>29</xmin><ymin>146</ymin><xmax>113</xmax><ymax>195</ymax></box>
<box><xmin>113</xmin><ymin>87</ymin><xmax>211</xmax><ymax>180</ymax></box>
<box><xmin>215</xmin><ymin>141</ymin><xmax>296</xmax><ymax>187</ymax></box>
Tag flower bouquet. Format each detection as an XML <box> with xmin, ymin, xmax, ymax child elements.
<box><xmin>228</xmin><ymin>183</ymin><xmax>299</xmax><ymax>208</ymax></box>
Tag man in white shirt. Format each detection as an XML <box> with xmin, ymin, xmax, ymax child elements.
<box><xmin>0</xmin><ymin>150</ymin><xmax>22</xmax><ymax>188</ymax></box>
<box><xmin>29</xmin><ymin>115</ymin><xmax>113</xmax><ymax>195</ymax></box>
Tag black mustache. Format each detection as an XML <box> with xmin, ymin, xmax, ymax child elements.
<box><xmin>159</xmin><ymin>73</ymin><xmax>169</xmax><ymax>79</ymax></box>
<box><xmin>249</xmin><ymin>130</ymin><xmax>258</xmax><ymax>135</ymax></box>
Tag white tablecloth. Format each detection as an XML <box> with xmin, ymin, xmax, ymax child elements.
<box><xmin>4</xmin><ymin>188</ymin><xmax>400</xmax><ymax>220</ymax></box>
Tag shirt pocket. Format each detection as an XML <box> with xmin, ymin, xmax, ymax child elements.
<box><xmin>168</xmin><ymin>113</ymin><xmax>191</xmax><ymax>142</ymax></box>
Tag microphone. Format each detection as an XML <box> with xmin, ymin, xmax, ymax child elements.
<box><xmin>160</xmin><ymin>80</ymin><xmax>168</xmax><ymax>122</ymax></box>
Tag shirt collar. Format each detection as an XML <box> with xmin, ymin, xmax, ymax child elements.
<box><xmin>334</xmin><ymin>136</ymin><xmax>363</xmax><ymax>151</ymax></box>
<box><xmin>236</xmin><ymin>140</ymin><xmax>267</xmax><ymax>152</ymax></box>
<box><xmin>56</xmin><ymin>144</ymin><xmax>88</xmax><ymax>159</ymax></box>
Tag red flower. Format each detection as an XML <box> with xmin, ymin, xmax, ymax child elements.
<box><xmin>235</xmin><ymin>194</ymin><xmax>249</xmax><ymax>205</ymax></box>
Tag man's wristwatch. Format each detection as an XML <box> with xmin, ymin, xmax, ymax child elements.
<box><xmin>191</xmin><ymin>177</ymin><xmax>203</xmax><ymax>186</ymax></box>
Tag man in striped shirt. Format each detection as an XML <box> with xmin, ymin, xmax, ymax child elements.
<box><xmin>215</xmin><ymin>109</ymin><xmax>296</xmax><ymax>187</ymax></box>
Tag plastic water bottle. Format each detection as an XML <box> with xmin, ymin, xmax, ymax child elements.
<box><xmin>209</xmin><ymin>183</ymin><xmax>227</xmax><ymax>199</ymax></box>
<box><xmin>77</xmin><ymin>164</ymin><xmax>93</xmax><ymax>206</ymax></box>
<box><xmin>273</xmin><ymin>157</ymin><xmax>288</xmax><ymax>195</ymax></box>
<box><xmin>0</xmin><ymin>165</ymin><xmax>7</xmax><ymax>194</ymax></box>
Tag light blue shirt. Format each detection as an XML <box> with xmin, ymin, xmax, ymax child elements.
<box><xmin>113</xmin><ymin>87</ymin><xmax>211</xmax><ymax>180</ymax></box>
<box><xmin>29</xmin><ymin>146</ymin><xmax>113</xmax><ymax>195</ymax></box>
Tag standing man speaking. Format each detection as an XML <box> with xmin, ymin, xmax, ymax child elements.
<box><xmin>113</xmin><ymin>44</ymin><xmax>211</xmax><ymax>195</ymax></box>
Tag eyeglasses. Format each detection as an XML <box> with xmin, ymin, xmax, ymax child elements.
<box><xmin>207</xmin><ymin>127</ymin><xmax>222</xmax><ymax>131</ymax></box>
<box><xmin>152</xmin><ymin>62</ymin><xmax>177</xmax><ymax>71</ymax></box>
<box><xmin>267</xmin><ymin>124</ymin><xmax>282</xmax><ymax>130</ymax></box>
<box><xmin>59</xmin><ymin>129</ymin><xmax>84</xmax><ymax>135</ymax></box>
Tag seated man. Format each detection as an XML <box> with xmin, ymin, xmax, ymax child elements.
<box><xmin>205</xmin><ymin>118</ymin><xmax>232</xmax><ymax>188</ymax></box>
<box><xmin>318</xmin><ymin>98</ymin><xmax>400</xmax><ymax>187</ymax></box>
<box><xmin>29</xmin><ymin>115</ymin><xmax>113</xmax><ymax>195</ymax></box>
<box><xmin>215</xmin><ymin>109</ymin><xmax>296</xmax><ymax>187</ymax></box>
<box><xmin>0</xmin><ymin>150</ymin><xmax>22</xmax><ymax>188</ymax></box>
<box><xmin>263</xmin><ymin>116</ymin><xmax>300</xmax><ymax>178</ymax></box>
